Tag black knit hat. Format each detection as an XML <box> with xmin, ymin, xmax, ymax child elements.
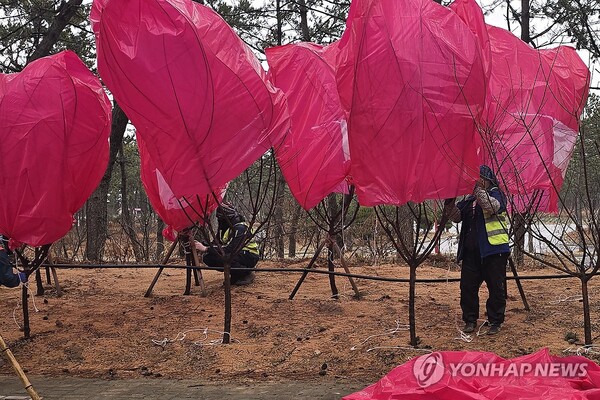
<box><xmin>479</xmin><ymin>165</ymin><xmax>499</xmax><ymax>188</ymax></box>
<box><xmin>216</xmin><ymin>202</ymin><xmax>240</xmax><ymax>221</ymax></box>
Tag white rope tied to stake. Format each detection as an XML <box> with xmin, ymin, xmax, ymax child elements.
<box><xmin>350</xmin><ymin>319</ymin><xmax>410</xmax><ymax>351</ymax></box>
<box><xmin>152</xmin><ymin>328</ymin><xmax>240</xmax><ymax>348</ymax></box>
<box><xmin>564</xmin><ymin>345</ymin><xmax>600</xmax><ymax>356</ymax></box>
<box><xmin>549</xmin><ymin>294</ymin><xmax>583</xmax><ymax>304</ymax></box>
<box><xmin>563</xmin><ymin>345</ymin><xmax>600</xmax><ymax>356</ymax></box>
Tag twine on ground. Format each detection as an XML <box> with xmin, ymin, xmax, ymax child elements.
<box><xmin>152</xmin><ymin>327</ymin><xmax>240</xmax><ymax>348</ymax></box>
<box><xmin>563</xmin><ymin>345</ymin><xmax>600</xmax><ymax>356</ymax></box>
<box><xmin>549</xmin><ymin>294</ymin><xmax>583</xmax><ymax>304</ymax></box>
<box><xmin>350</xmin><ymin>319</ymin><xmax>410</xmax><ymax>351</ymax></box>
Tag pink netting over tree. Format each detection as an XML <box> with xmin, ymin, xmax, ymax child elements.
<box><xmin>451</xmin><ymin>0</ymin><xmax>590</xmax><ymax>212</ymax></box>
<box><xmin>91</xmin><ymin>0</ymin><xmax>288</xmax><ymax>228</ymax></box>
<box><xmin>0</xmin><ymin>51</ymin><xmax>111</xmax><ymax>247</ymax></box>
<box><xmin>335</xmin><ymin>0</ymin><xmax>486</xmax><ymax>206</ymax></box>
<box><xmin>267</xmin><ymin>42</ymin><xmax>350</xmax><ymax>210</ymax></box>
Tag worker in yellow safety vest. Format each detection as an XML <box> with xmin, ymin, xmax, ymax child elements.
<box><xmin>195</xmin><ymin>203</ymin><xmax>260</xmax><ymax>286</ymax></box>
<box><xmin>444</xmin><ymin>165</ymin><xmax>510</xmax><ymax>336</ymax></box>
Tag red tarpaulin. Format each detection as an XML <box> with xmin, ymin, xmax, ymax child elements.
<box><xmin>336</xmin><ymin>0</ymin><xmax>486</xmax><ymax>206</ymax></box>
<box><xmin>0</xmin><ymin>51</ymin><xmax>111</xmax><ymax>246</ymax></box>
<box><xmin>450</xmin><ymin>0</ymin><xmax>590</xmax><ymax>212</ymax></box>
<box><xmin>91</xmin><ymin>0</ymin><xmax>288</xmax><ymax>227</ymax></box>
<box><xmin>345</xmin><ymin>349</ymin><xmax>600</xmax><ymax>399</ymax></box>
<box><xmin>266</xmin><ymin>42</ymin><xmax>350</xmax><ymax>210</ymax></box>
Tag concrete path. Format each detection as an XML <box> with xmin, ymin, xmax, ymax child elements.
<box><xmin>0</xmin><ymin>376</ymin><xmax>368</xmax><ymax>400</ymax></box>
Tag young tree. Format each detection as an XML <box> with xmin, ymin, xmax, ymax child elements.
<box><xmin>376</xmin><ymin>202</ymin><xmax>449</xmax><ymax>346</ymax></box>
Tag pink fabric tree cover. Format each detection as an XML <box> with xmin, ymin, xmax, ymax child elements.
<box><xmin>91</xmin><ymin>0</ymin><xmax>288</xmax><ymax>228</ymax></box>
<box><xmin>266</xmin><ymin>42</ymin><xmax>350</xmax><ymax>210</ymax></box>
<box><xmin>336</xmin><ymin>0</ymin><xmax>486</xmax><ymax>206</ymax></box>
<box><xmin>345</xmin><ymin>349</ymin><xmax>600</xmax><ymax>399</ymax></box>
<box><xmin>0</xmin><ymin>51</ymin><xmax>111</xmax><ymax>246</ymax></box>
<box><xmin>450</xmin><ymin>0</ymin><xmax>590</xmax><ymax>212</ymax></box>
<box><xmin>138</xmin><ymin>134</ymin><xmax>223</xmax><ymax>231</ymax></box>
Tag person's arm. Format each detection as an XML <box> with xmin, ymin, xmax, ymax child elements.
<box><xmin>474</xmin><ymin>186</ymin><xmax>501</xmax><ymax>215</ymax></box>
<box><xmin>443</xmin><ymin>198</ymin><xmax>462</xmax><ymax>223</ymax></box>
<box><xmin>194</xmin><ymin>241</ymin><xmax>207</xmax><ymax>252</ymax></box>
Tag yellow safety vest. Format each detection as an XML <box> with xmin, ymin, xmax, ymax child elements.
<box><xmin>484</xmin><ymin>211</ymin><xmax>509</xmax><ymax>245</ymax></box>
<box><xmin>222</xmin><ymin>222</ymin><xmax>259</xmax><ymax>255</ymax></box>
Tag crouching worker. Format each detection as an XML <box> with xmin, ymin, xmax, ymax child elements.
<box><xmin>195</xmin><ymin>203</ymin><xmax>259</xmax><ymax>286</ymax></box>
<box><xmin>0</xmin><ymin>236</ymin><xmax>26</xmax><ymax>288</ymax></box>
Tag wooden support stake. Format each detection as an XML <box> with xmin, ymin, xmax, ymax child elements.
<box><xmin>289</xmin><ymin>239</ymin><xmax>327</xmax><ymax>300</ymax></box>
<box><xmin>333</xmin><ymin>242</ymin><xmax>361</xmax><ymax>299</ymax></box>
<box><xmin>50</xmin><ymin>267</ymin><xmax>62</xmax><ymax>297</ymax></box>
<box><xmin>190</xmin><ymin>245</ymin><xmax>206</xmax><ymax>297</ymax></box>
<box><xmin>45</xmin><ymin>255</ymin><xmax>62</xmax><ymax>297</ymax></box>
<box><xmin>508</xmin><ymin>256</ymin><xmax>530</xmax><ymax>311</ymax></box>
<box><xmin>144</xmin><ymin>240</ymin><xmax>177</xmax><ymax>297</ymax></box>
<box><xmin>0</xmin><ymin>333</ymin><xmax>41</xmax><ymax>400</ymax></box>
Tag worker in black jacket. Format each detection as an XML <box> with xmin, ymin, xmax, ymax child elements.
<box><xmin>0</xmin><ymin>236</ymin><xmax>26</xmax><ymax>288</ymax></box>
<box><xmin>196</xmin><ymin>203</ymin><xmax>259</xmax><ymax>285</ymax></box>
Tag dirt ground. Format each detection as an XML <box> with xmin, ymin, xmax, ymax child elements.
<box><xmin>1</xmin><ymin>256</ymin><xmax>599</xmax><ymax>387</ymax></box>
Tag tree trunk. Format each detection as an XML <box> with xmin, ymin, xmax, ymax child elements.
<box><xmin>142</xmin><ymin>205</ymin><xmax>151</xmax><ymax>262</ymax></box>
<box><xmin>581</xmin><ymin>277</ymin><xmax>592</xmax><ymax>344</ymax></box>
<box><xmin>409</xmin><ymin>264</ymin><xmax>418</xmax><ymax>346</ymax></box>
<box><xmin>22</xmin><ymin>284</ymin><xmax>30</xmax><ymax>339</ymax></box>
<box><xmin>521</xmin><ymin>0</ymin><xmax>531</xmax><ymax>44</ymax></box>
<box><xmin>27</xmin><ymin>0</ymin><xmax>84</xmax><ymax>63</ymax></box>
<box><xmin>156</xmin><ymin>217</ymin><xmax>165</xmax><ymax>261</ymax></box>
<box><xmin>272</xmin><ymin>172</ymin><xmax>286</xmax><ymax>258</ymax></box>
<box><xmin>288</xmin><ymin>203</ymin><xmax>302</xmax><ymax>258</ymax></box>
<box><xmin>223</xmin><ymin>261</ymin><xmax>232</xmax><ymax>344</ymax></box>
<box><xmin>327</xmin><ymin>243</ymin><xmax>339</xmax><ymax>298</ymax></box>
<box><xmin>513</xmin><ymin>212</ymin><xmax>526</xmax><ymax>266</ymax></box>
<box><xmin>398</xmin><ymin>205</ymin><xmax>415</xmax><ymax>261</ymax></box>
<box><xmin>119</xmin><ymin>143</ymin><xmax>144</xmax><ymax>261</ymax></box>
<box><xmin>298</xmin><ymin>0</ymin><xmax>310</xmax><ymax>41</ymax></box>
<box><xmin>276</xmin><ymin>0</ymin><xmax>283</xmax><ymax>46</ymax></box>
<box><xmin>85</xmin><ymin>102</ymin><xmax>128</xmax><ymax>261</ymax></box>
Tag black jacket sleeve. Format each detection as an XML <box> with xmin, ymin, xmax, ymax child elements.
<box><xmin>207</xmin><ymin>223</ymin><xmax>249</xmax><ymax>256</ymax></box>
<box><xmin>223</xmin><ymin>223</ymin><xmax>249</xmax><ymax>254</ymax></box>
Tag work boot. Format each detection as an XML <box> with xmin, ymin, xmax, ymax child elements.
<box><xmin>487</xmin><ymin>324</ymin><xmax>501</xmax><ymax>335</ymax></box>
<box><xmin>463</xmin><ymin>322</ymin><xmax>476</xmax><ymax>333</ymax></box>
<box><xmin>232</xmin><ymin>272</ymin><xmax>255</xmax><ymax>286</ymax></box>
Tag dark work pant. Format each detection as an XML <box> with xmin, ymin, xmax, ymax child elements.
<box><xmin>0</xmin><ymin>250</ymin><xmax>19</xmax><ymax>288</ymax></box>
<box><xmin>203</xmin><ymin>251</ymin><xmax>259</xmax><ymax>283</ymax></box>
<box><xmin>460</xmin><ymin>250</ymin><xmax>509</xmax><ymax>325</ymax></box>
